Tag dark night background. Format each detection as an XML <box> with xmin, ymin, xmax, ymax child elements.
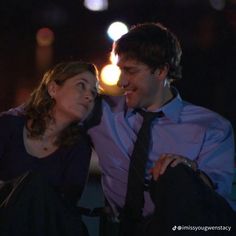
<box><xmin>0</xmin><ymin>0</ymin><xmax>236</xmax><ymax>131</ymax></box>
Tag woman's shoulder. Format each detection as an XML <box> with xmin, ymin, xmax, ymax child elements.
<box><xmin>0</xmin><ymin>111</ymin><xmax>25</xmax><ymax>128</ymax></box>
<box><xmin>0</xmin><ymin>105</ymin><xmax>25</xmax><ymax>117</ymax></box>
<box><xmin>0</xmin><ymin>113</ymin><xmax>25</xmax><ymax>143</ymax></box>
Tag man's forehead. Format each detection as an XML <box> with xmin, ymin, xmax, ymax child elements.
<box><xmin>117</xmin><ymin>55</ymin><xmax>143</xmax><ymax>67</ymax></box>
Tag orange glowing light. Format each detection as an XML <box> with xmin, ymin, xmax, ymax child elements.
<box><xmin>99</xmin><ymin>51</ymin><xmax>124</xmax><ymax>96</ymax></box>
<box><xmin>36</xmin><ymin>27</ymin><xmax>55</xmax><ymax>47</ymax></box>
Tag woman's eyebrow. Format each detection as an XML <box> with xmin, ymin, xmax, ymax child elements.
<box><xmin>77</xmin><ymin>78</ymin><xmax>89</xmax><ymax>83</ymax></box>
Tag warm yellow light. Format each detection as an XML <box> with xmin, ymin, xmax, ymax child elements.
<box><xmin>110</xmin><ymin>51</ymin><xmax>118</xmax><ymax>65</ymax></box>
<box><xmin>100</xmin><ymin>64</ymin><xmax>121</xmax><ymax>86</ymax></box>
<box><xmin>99</xmin><ymin>63</ymin><xmax>123</xmax><ymax>96</ymax></box>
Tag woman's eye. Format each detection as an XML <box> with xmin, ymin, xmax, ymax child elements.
<box><xmin>77</xmin><ymin>82</ymin><xmax>85</xmax><ymax>90</ymax></box>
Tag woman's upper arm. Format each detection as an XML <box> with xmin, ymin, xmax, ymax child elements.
<box><xmin>0</xmin><ymin>115</ymin><xmax>12</xmax><ymax>159</ymax></box>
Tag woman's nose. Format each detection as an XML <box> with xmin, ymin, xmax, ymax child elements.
<box><xmin>84</xmin><ymin>90</ymin><xmax>93</xmax><ymax>102</ymax></box>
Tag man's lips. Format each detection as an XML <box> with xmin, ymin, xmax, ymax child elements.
<box><xmin>124</xmin><ymin>89</ymin><xmax>136</xmax><ymax>96</ymax></box>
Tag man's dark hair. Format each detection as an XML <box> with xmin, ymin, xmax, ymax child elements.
<box><xmin>113</xmin><ymin>22</ymin><xmax>182</xmax><ymax>81</ymax></box>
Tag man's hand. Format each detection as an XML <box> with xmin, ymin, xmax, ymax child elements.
<box><xmin>150</xmin><ymin>153</ymin><xmax>198</xmax><ymax>181</ymax></box>
<box><xmin>150</xmin><ymin>154</ymin><xmax>214</xmax><ymax>189</ymax></box>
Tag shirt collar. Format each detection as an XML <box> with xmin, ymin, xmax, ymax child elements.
<box><xmin>125</xmin><ymin>87</ymin><xmax>183</xmax><ymax>123</ymax></box>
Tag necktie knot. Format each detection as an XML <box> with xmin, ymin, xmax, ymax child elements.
<box><xmin>137</xmin><ymin>109</ymin><xmax>164</xmax><ymax>124</ymax></box>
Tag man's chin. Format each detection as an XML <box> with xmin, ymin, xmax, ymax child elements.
<box><xmin>125</xmin><ymin>99</ymin><xmax>138</xmax><ymax>109</ymax></box>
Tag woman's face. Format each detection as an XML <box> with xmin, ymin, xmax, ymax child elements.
<box><xmin>49</xmin><ymin>71</ymin><xmax>98</xmax><ymax>123</ymax></box>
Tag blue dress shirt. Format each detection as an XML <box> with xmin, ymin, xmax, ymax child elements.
<box><xmin>88</xmin><ymin>91</ymin><xmax>235</xmax><ymax>216</ymax></box>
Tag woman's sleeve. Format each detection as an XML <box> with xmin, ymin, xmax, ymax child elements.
<box><xmin>0</xmin><ymin>115</ymin><xmax>12</xmax><ymax>160</ymax></box>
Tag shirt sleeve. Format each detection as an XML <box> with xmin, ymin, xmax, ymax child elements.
<box><xmin>197</xmin><ymin>117</ymin><xmax>235</xmax><ymax>200</ymax></box>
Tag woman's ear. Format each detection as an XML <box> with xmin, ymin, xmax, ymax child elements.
<box><xmin>47</xmin><ymin>81</ymin><xmax>58</xmax><ymax>98</ymax></box>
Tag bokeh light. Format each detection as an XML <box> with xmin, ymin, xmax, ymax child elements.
<box><xmin>100</xmin><ymin>64</ymin><xmax>120</xmax><ymax>86</ymax></box>
<box><xmin>107</xmin><ymin>21</ymin><xmax>128</xmax><ymax>41</ymax></box>
<box><xmin>84</xmin><ymin>0</ymin><xmax>108</xmax><ymax>11</ymax></box>
<box><xmin>209</xmin><ymin>0</ymin><xmax>225</xmax><ymax>10</ymax></box>
<box><xmin>99</xmin><ymin>51</ymin><xmax>124</xmax><ymax>96</ymax></box>
<box><xmin>36</xmin><ymin>27</ymin><xmax>55</xmax><ymax>47</ymax></box>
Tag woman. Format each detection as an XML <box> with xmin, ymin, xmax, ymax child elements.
<box><xmin>0</xmin><ymin>61</ymin><xmax>99</xmax><ymax>236</ymax></box>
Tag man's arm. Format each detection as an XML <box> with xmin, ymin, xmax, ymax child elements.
<box><xmin>151</xmin><ymin>119</ymin><xmax>235</xmax><ymax>194</ymax></box>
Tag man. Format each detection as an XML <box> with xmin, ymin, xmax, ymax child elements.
<box><xmin>88</xmin><ymin>22</ymin><xmax>236</xmax><ymax>235</ymax></box>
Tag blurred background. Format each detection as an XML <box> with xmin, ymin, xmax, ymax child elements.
<box><xmin>0</xmin><ymin>0</ymin><xmax>236</xmax><ymax>127</ymax></box>
<box><xmin>1</xmin><ymin>0</ymin><xmax>236</xmax><ymax>235</ymax></box>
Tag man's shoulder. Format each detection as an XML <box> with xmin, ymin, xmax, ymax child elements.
<box><xmin>181</xmin><ymin>101</ymin><xmax>231</xmax><ymax>128</ymax></box>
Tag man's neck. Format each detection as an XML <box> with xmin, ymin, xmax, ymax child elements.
<box><xmin>146</xmin><ymin>87</ymin><xmax>173</xmax><ymax>112</ymax></box>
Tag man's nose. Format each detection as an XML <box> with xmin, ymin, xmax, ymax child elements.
<box><xmin>117</xmin><ymin>74</ymin><xmax>128</xmax><ymax>88</ymax></box>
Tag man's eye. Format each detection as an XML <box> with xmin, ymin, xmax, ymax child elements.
<box><xmin>126</xmin><ymin>69</ymin><xmax>138</xmax><ymax>75</ymax></box>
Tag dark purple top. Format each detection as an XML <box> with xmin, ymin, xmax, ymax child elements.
<box><xmin>0</xmin><ymin>114</ymin><xmax>92</xmax><ymax>205</ymax></box>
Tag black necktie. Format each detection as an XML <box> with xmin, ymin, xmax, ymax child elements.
<box><xmin>120</xmin><ymin>110</ymin><xmax>163</xmax><ymax>234</ymax></box>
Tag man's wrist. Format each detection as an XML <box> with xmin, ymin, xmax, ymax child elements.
<box><xmin>196</xmin><ymin>169</ymin><xmax>216</xmax><ymax>189</ymax></box>
<box><xmin>183</xmin><ymin>159</ymin><xmax>198</xmax><ymax>171</ymax></box>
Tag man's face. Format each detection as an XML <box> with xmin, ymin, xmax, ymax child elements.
<box><xmin>117</xmin><ymin>55</ymin><xmax>162</xmax><ymax>111</ymax></box>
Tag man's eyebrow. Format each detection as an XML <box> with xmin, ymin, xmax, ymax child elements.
<box><xmin>119</xmin><ymin>65</ymin><xmax>137</xmax><ymax>70</ymax></box>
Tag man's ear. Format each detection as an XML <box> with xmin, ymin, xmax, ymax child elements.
<box><xmin>154</xmin><ymin>64</ymin><xmax>169</xmax><ymax>81</ymax></box>
<box><xmin>47</xmin><ymin>81</ymin><xmax>58</xmax><ymax>98</ymax></box>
